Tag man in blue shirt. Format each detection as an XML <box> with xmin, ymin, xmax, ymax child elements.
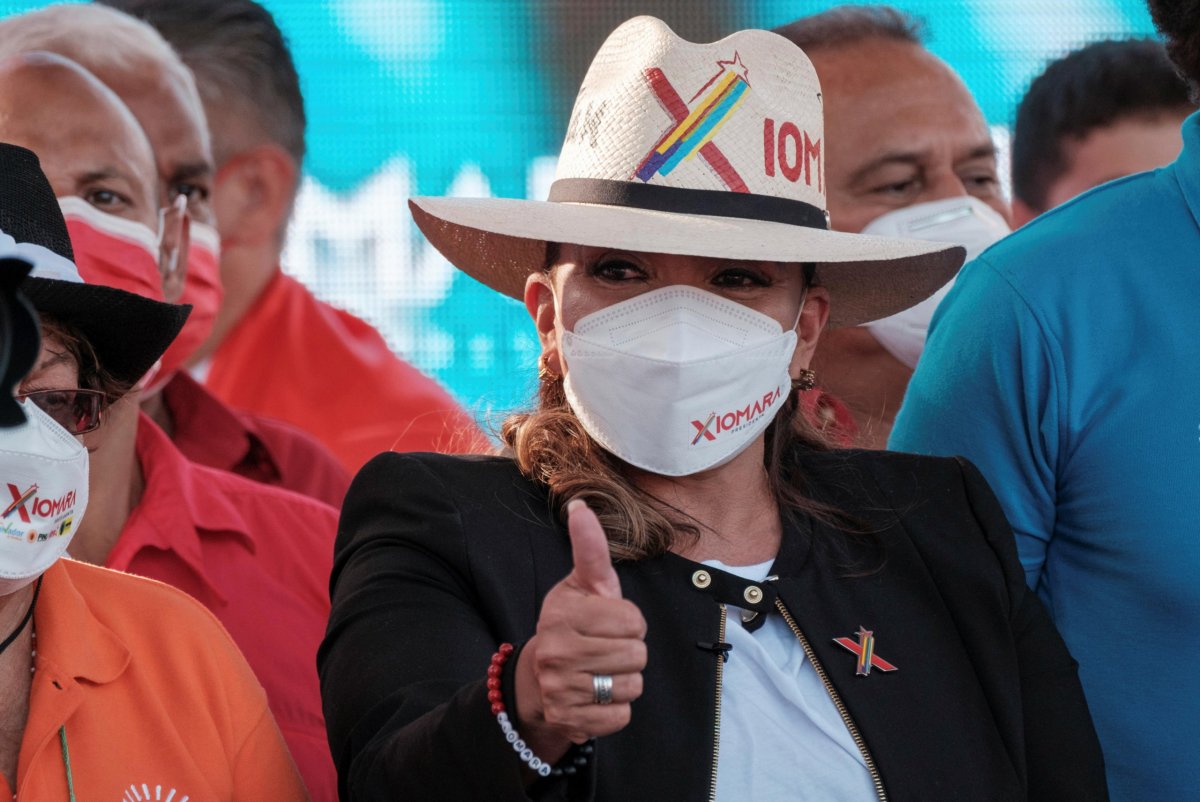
<box><xmin>891</xmin><ymin>4</ymin><xmax>1200</xmax><ymax>798</ymax></box>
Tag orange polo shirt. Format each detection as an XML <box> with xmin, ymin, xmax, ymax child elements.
<box><xmin>106</xmin><ymin>414</ymin><xmax>338</xmax><ymax>802</ymax></box>
<box><xmin>3</xmin><ymin>559</ymin><xmax>307</xmax><ymax>801</ymax></box>
<box><xmin>205</xmin><ymin>271</ymin><xmax>490</xmax><ymax>474</ymax></box>
<box><xmin>162</xmin><ymin>372</ymin><xmax>350</xmax><ymax>508</ymax></box>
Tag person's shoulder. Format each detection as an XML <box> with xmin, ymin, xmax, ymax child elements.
<box><xmin>281</xmin><ymin>273</ymin><xmax>452</xmax><ymax>393</ymax></box>
<box><xmin>353</xmin><ymin>451</ymin><xmax>533</xmax><ymax>503</ymax></box>
<box><xmin>195</xmin><ymin>458</ymin><xmax>338</xmax><ymax>518</ymax></box>
<box><xmin>61</xmin><ymin>559</ymin><xmax>260</xmax><ymax>670</ymax></box>
<box><xmin>239</xmin><ymin>410</ymin><xmax>350</xmax><ymax>481</ymax></box>
<box><xmin>800</xmin><ymin>447</ymin><xmax>964</xmax><ymax>509</ymax></box>
<box><xmin>180</xmin><ymin>459</ymin><xmax>340</xmax><ymax>566</ymax></box>
<box><xmin>240</xmin><ymin>407</ymin><xmax>341</xmax><ymax>460</ymax></box>
<box><xmin>58</xmin><ymin>560</ymin><xmax>271</xmax><ymax>739</ymax></box>
<box><xmin>337</xmin><ymin>453</ymin><xmax>555</xmax><ymax>575</ymax></box>
<box><xmin>346</xmin><ymin>453</ymin><xmax>549</xmax><ymax>539</ymax></box>
<box><xmin>800</xmin><ymin>450</ymin><xmax>1018</xmax><ymax>582</ymax></box>
<box><xmin>980</xmin><ymin>166</ymin><xmax>1176</xmax><ymax>274</ymax></box>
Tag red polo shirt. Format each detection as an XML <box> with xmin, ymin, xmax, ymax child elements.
<box><xmin>162</xmin><ymin>372</ymin><xmax>350</xmax><ymax>508</ymax></box>
<box><xmin>205</xmin><ymin>271</ymin><xmax>491</xmax><ymax>474</ymax></box>
<box><xmin>5</xmin><ymin>559</ymin><xmax>307</xmax><ymax>801</ymax></box>
<box><xmin>104</xmin><ymin>414</ymin><xmax>338</xmax><ymax>802</ymax></box>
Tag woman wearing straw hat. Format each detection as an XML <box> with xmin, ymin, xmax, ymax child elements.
<box><xmin>321</xmin><ymin>17</ymin><xmax>1106</xmax><ymax>801</ymax></box>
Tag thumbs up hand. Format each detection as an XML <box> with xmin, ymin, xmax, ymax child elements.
<box><xmin>513</xmin><ymin>499</ymin><xmax>648</xmax><ymax>759</ymax></box>
<box><xmin>563</xmin><ymin>497</ymin><xmax>624</xmax><ymax>600</ymax></box>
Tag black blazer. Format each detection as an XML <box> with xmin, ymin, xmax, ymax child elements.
<box><xmin>320</xmin><ymin>449</ymin><xmax>1107</xmax><ymax>801</ymax></box>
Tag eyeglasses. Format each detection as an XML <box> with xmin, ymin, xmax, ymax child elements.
<box><xmin>17</xmin><ymin>389</ymin><xmax>108</xmax><ymax>435</ymax></box>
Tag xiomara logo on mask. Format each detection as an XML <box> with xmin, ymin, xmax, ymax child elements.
<box><xmin>3</xmin><ymin>483</ymin><xmax>78</xmax><ymax>523</ymax></box>
<box><xmin>690</xmin><ymin>388</ymin><xmax>783</xmax><ymax>445</ymax></box>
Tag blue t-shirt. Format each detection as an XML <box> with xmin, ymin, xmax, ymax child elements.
<box><xmin>891</xmin><ymin>113</ymin><xmax>1200</xmax><ymax>802</ymax></box>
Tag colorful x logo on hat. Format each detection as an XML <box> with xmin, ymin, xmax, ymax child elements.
<box><xmin>834</xmin><ymin>626</ymin><xmax>897</xmax><ymax>676</ymax></box>
<box><xmin>638</xmin><ymin>60</ymin><xmax>750</xmax><ymax>192</ymax></box>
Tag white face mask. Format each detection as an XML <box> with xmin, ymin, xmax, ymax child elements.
<box><xmin>0</xmin><ymin>401</ymin><xmax>89</xmax><ymax>595</ymax></box>
<box><xmin>561</xmin><ymin>285</ymin><xmax>799</xmax><ymax>477</ymax></box>
<box><xmin>860</xmin><ymin>196</ymin><xmax>1010</xmax><ymax>368</ymax></box>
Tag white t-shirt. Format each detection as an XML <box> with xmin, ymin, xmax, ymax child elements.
<box><xmin>704</xmin><ymin>558</ymin><xmax>877</xmax><ymax>801</ymax></box>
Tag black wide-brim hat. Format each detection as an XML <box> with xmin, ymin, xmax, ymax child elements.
<box><xmin>1</xmin><ymin>143</ymin><xmax>189</xmax><ymax>390</ymax></box>
<box><xmin>20</xmin><ymin>278</ymin><xmax>189</xmax><ymax>389</ymax></box>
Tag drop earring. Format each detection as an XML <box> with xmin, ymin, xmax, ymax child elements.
<box><xmin>538</xmin><ymin>354</ymin><xmax>559</xmax><ymax>382</ymax></box>
<box><xmin>791</xmin><ymin>368</ymin><xmax>817</xmax><ymax>392</ymax></box>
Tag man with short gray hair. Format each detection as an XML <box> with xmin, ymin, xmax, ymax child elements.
<box><xmin>774</xmin><ymin>6</ymin><xmax>1011</xmax><ymax>448</ymax></box>
<box><xmin>0</xmin><ymin>2</ymin><xmax>350</xmax><ymax>506</ymax></box>
<box><xmin>103</xmin><ymin>0</ymin><xmax>489</xmax><ymax>474</ymax></box>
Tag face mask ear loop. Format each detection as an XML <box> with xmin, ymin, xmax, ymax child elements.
<box><xmin>543</xmin><ymin>284</ymin><xmax>568</xmax><ymax>375</ymax></box>
<box><xmin>788</xmin><ymin>286</ymin><xmax>810</xmax><ymax>335</ymax></box>
<box><xmin>783</xmin><ymin>268</ymin><xmax>815</xmax><ymax>390</ymax></box>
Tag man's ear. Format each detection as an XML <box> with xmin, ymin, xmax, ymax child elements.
<box><xmin>524</xmin><ymin>272</ymin><xmax>562</xmax><ymax>374</ymax></box>
<box><xmin>212</xmin><ymin>143</ymin><xmax>298</xmax><ymax>248</ymax></box>
<box><xmin>790</xmin><ymin>286</ymin><xmax>831</xmax><ymax>376</ymax></box>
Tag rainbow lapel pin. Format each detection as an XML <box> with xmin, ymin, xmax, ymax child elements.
<box><xmin>833</xmin><ymin>626</ymin><xmax>897</xmax><ymax>677</ymax></box>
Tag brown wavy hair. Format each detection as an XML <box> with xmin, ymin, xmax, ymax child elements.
<box><xmin>499</xmin><ymin>253</ymin><xmax>856</xmax><ymax>562</ymax></box>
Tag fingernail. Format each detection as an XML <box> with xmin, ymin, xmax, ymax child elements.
<box><xmin>567</xmin><ymin>498</ymin><xmax>585</xmax><ymax>514</ymax></box>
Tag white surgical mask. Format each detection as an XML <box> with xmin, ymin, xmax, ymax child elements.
<box><xmin>0</xmin><ymin>401</ymin><xmax>89</xmax><ymax>595</ymax></box>
<box><xmin>860</xmin><ymin>196</ymin><xmax>1010</xmax><ymax>368</ymax></box>
<box><xmin>561</xmin><ymin>285</ymin><xmax>799</xmax><ymax>477</ymax></box>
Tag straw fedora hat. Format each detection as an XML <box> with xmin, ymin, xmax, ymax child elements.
<box><xmin>410</xmin><ymin>16</ymin><xmax>965</xmax><ymax>328</ymax></box>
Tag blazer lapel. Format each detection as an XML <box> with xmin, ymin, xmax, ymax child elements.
<box><xmin>771</xmin><ymin>512</ymin><xmax>1023</xmax><ymax>799</ymax></box>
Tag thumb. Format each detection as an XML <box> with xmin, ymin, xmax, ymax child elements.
<box><xmin>566</xmin><ymin>498</ymin><xmax>622</xmax><ymax>599</ymax></box>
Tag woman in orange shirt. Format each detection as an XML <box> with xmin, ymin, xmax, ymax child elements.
<box><xmin>0</xmin><ymin>143</ymin><xmax>309</xmax><ymax>801</ymax></box>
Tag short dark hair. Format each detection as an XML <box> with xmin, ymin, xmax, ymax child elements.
<box><xmin>1148</xmin><ymin>0</ymin><xmax>1200</xmax><ymax>94</ymax></box>
<box><xmin>772</xmin><ymin>5</ymin><xmax>925</xmax><ymax>52</ymax></box>
<box><xmin>1011</xmin><ymin>38</ymin><xmax>1192</xmax><ymax>211</ymax></box>
<box><xmin>96</xmin><ymin>0</ymin><xmax>306</xmax><ymax>169</ymax></box>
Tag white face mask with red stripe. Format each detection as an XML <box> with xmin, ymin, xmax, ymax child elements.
<box><xmin>58</xmin><ymin>197</ymin><xmax>222</xmax><ymax>392</ymax></box>
<box><xmin>0</xmin><ymin>401</ymin><xmax>89</xmax><ymax>595</ymax></box>
<box><xmin>560</xmin><ymin>285</ymin><xmax>799</xmax><ymax>477</ymax></box>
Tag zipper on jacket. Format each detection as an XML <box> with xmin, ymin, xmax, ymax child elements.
<box><xmin>774</xmin><ymin>598</ymin><xmax>888</xmax><ymax>802</ymax></box>
<box><xmin>708</xmin><ymin>603</ymin><xmax>727</xmax><ymax>802</ymax></box>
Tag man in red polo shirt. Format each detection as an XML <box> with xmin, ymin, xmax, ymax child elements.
<box><xmin>0</xmin><ymin>4</ymin><xmax>350</xmax><ymax>507</ymax></box>
<box><xmin>104</xmin><ymin>0</ymin><xmax>490</xmax><ymax>474</ymax></box>
<box><xmin>0</xmin><ymin>54</ymin><xmax>339</xmax><ymax>800</ymax></box>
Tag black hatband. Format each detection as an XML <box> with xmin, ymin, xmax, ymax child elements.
<box><xmin>548</xmin><ymin>178</ymin><xmax>829</xmax><ymax>230</ymax></box>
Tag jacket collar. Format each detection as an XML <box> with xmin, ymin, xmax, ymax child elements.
<box><xmin>160</xmin><ymin>372</ymin><xmax>278</xmax><ymax>481</ymax></box>
<box><xmin>1171</xmin><ymin>112</ymin><xmax>1200</xmax><ymax>231</ymax></box>
<box><xmin>111</xmin><ymin>413</ymin><xmax>257</xmax><ymax>601</ymax></box>
<box><xmin>657</xmin><ymin>510</ymin><xmax>815</xmax><ymax>620</ymax></box>
<box><xmin>35</xmin><ymin>559</ymin><xmax>129</xmax><ymax>685</ymax></box>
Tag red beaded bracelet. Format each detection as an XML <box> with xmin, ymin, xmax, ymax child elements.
<box><xmin>487</xmin><ymin>643</ymin><xmax>593</xmax><ymax>779</ymax></box>
<box><xmin>487</xmin><ymin>643</ymin><xmax>514</xmax><ymax>715</ymax></box>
